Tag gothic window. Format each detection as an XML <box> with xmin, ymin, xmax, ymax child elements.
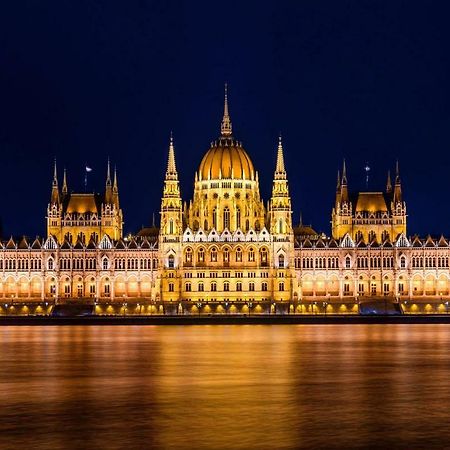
<box><xmin>249</xmin><ymin>282</ymin><xmax>255</xmax><ymax>292</ymax></box>
<box><xmin>355</xmin><ymin>231</ymin><xmax>363</xmax><ymax>242</ymax></box>
<box><xmin>236</xmin><ymin>248</ymin><xmax>242</xmax><ymax>262</ymax></box>
<box><xmin>168</xmin><ymin>255</ymin><xmax>175</xmax><ymax>268</ymax></box>
<box><xmin>278</xmin><ymin>254</ymin><xmax>285</xmax><ymax>268</ymax></box>
<box><xmin>399</xmin><ymin>255</ymin><xmax>406</xmax><ymax>269</ymax></box>
<box><xmin>236</xmin><ymin>207</ymin><xmax>241</xmax><ymax>229</ymax></box>
<box><xmin>185</xmin><ymin>248</ymin><xmax>193</xmax><ymax>264</ymax></box>
<box><xmin>248</xmin><ymin>248</ymin><xmax>255</xmax><ymax>262</ymax></box>
<box><xmin>245</xmin><ymin>219</ymin><xmax>250</xmax><ymax>231</ymax></box>
<box><xmin>224</xmin><ymin>248</ymin><xmax>230</xmax><ymax>263</ymax></box>
<box><xmin>279</xmin><ymin>282</ymin><xmax>284</xmax><ymax>291</ymax></box>
<box><xmin>224</xmin><ymin>281</ymin><xmax>230</xmax><ymax>292</ymax></box>
<box><xmin>236</xmin><ymin>281</ymin><xmax>242</xmax><ymax>291</ymax></box>
<box><xmin>368</xmin><ymin>231</ymin><xmax>376</xmax><ymax>242</ymax></box>
<box><xmin>185</xmin><ymin>282</ymin><xmax>191</xmax><ymax>292</ymax></box>
<box><xmin>213</xmin><ymin>208</ymin><xmax>217</xmax><ymax>229</ymax></box>
<box><xmin>210</xmin><ymin>247</ymin><xmax>218</xmax><ymax>262</ymax></box>
<box><xmin>169</xmin><ymin>283</ymin><xmax>174</xmax><ymax>292</ymax></box>
<box><xmin>78</xmin><ymin>232</ymin><xmax>86</xmax><ymax>245</ymax></box>
<box><xmin>260</xmin><ymin>248</ymin><xmax>268</xmax><ymax>267</ymax></box>
<box><xmin>211</xmin><ymin>282</ymin><xmax>217</xmax><ymax>292</ymax></box>
<box><xmin>91</xmin><ymin>232</ymin><xmax>99</xmax><ymax>244</ymax></box>
<box><xmin>204</xmin><ymin>220</ymin><xmax>208</xmax><ymax>230</ymax></box>
<box><xmin>198</xmin><ymin>248</ymin><xmax>205</xmax><ymax>263</ymax></box>
<box><xmin>381</xmin><ymin>230</ymin><xmax>390</xmax><ymax>241</ymax></box>
<box><xmin>102</xmin><ymin>257</ymin><xmax>109</xmax><ymax>270</ymax></box>
<box><xmin>48</xmin><ymin>258</ymin><xmax>54</xmax><ymax>271</ymax></box>
<box><xmin>223</xmin><ymin>207</ymin><xmax>230</xmax><ymax>230</ymax></box>
<box><xmin>64</xmin><ymin>232</ymin><xmax>73</xmax><ymax>244</ymax></box>
<box><xmin>278</xmin><ymin>218</ymin><xmax>284</xmax><ymax>234</ymax></box>
<box><xmin>262</xmin><ymin>282</ymin><xmax>268</xmax><ymax>291</ymax></box>
<box><xmin>345</xmin><ymin>256</ymin><xmax>351</xmax><ymax>269</ymax></box>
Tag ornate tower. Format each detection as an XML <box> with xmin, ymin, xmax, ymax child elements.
<box><xmin>331</xmin><ymin>160</ymin><xmax>353</xmax><ymax>239</ymax></box>
<box><xmin>159</xmin><ymin>135</ymin><xmax>183</xmax><ymax>301</ymax></box>
<box><xmin>391</xmin><ymin>161</ymin><xmax>407</xmax><ymax>237</ymax></box>
<box><xmin>101</xmin><ymin>161</ymin><xmax>123</xmax><ymax>240</ymax></box>
<box><xmin>268</xmin><ymin>136</ymin><xmax>294</xmax><ymax>301</ymax></box>
<box><xmin>47</xmin><ymin>160</ymin><xmax>62</xmax><ymax>237</ymax></box>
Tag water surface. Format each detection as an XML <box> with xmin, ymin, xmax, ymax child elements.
<box><xmin>0</xmin><ymin>325</ymin><xmax>449</xmax><ymax>449</ymax></box>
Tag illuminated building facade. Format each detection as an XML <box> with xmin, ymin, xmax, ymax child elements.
<box><xmin>0</xmin><ymin>89</ymin><xmax>449</xmax><ymax>315</ymax></box>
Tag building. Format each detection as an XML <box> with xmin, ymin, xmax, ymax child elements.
<box><xmin>0</xmin><ymin>88</ymin><xmax>449</xmax><ymax>315</ymax></box>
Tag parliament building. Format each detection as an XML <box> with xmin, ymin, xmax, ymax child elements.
<box><xmin>1</xmin><ymin>89</ymin><xmax>449</xmax><ymax>315</ymax></box>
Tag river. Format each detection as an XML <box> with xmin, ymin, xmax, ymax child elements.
<box><xmin>0</xmin><ymin>324</ymin><xmax>449</xmax><ymax>449</ymax></box>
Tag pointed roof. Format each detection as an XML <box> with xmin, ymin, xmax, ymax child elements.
<box><xmin>220</xmin><ymin>83</ymin><xmax>232</xmax><ymax>137</ymax></box>
<box><xmin>62</xmin><ymin>168</ymin><xmax>68</xmax><ymax>195</ymax></box>
<box><xmin>386</xmin><ymin>170</ymin><xmax>392</xmax><ymax>193</ymax></box>
<box><xmin>342</xmin><ymin>159</ymin><xmax>347</xmax><ymax>185</ymax></box>
<box><xmin>274</xmin><ymin>135</ymin><xmax>286</xmax><ymax>180</ymax></box>
<box><xmin>51</xmin><ymin>159</ymin><xmax>60</xmax><ymax>204</ymax></box>
<box><xmin>165</xmin><ymin>133</ymin><xmax>178</xmax><ymax>180</ymax></box>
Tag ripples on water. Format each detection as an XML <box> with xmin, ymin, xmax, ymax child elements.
<box><xmin>0</xmin><ymin>325</ymin><xmax>449</xmax><ymax>449</ymax></box>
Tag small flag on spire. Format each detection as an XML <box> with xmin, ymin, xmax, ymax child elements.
<box><xmin>85</xmin><ymin>166</ymin><xmax>93</xmax><ymax>172</ymax></box>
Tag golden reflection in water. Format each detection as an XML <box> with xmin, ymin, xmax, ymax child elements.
<box><xmin>0</xmin><ymin>325</ymin><xmax>449</xmax><ymax>449</ymax></box>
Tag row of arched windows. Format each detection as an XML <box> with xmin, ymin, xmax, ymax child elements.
<box><xmin>184</xmin><ymin>247</ymin><xmax>269</xmax><ymax>266</ymax></box>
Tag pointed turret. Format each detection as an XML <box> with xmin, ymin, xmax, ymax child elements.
<box><xmin>166</xmin><ymin>132</ymin><xmax>178</xmax><ymax>180</ymax></box>
<box><xmin>386</xmin><ymin>170</ymin><xmax>392</xmax><ymax>193</ymax></box>
<box><xmin>336</xmin><ymin>170</ymin><xmax>341</xmax><ymax>192</ymax></box>
<box><xmin>393</xmin><ymin>160</ymin><xmax>402</xmax><ymax>203</ymax></box>
<box><xmin>270</xmin><ymin>136</ymin><xmax>292</xmax><ymax>236</ymax></box>
<box><xmin>274</xmin><ymin>135</ymin><xmax>286</xmax><ymax>180</ymax></box>
<box><xmin>105</xmin><ymin>159</ymin><xmax>113</xmax><ymax>204</ymax></box>
<box><xmin>62</xmin><ymin>168</ymin><xmax>68</xmax><ymax>196</ymax></box>
<box><xmin>220</xmin><ymin>83</ymin><xmax>232</xmax><ymax>137</ymax></box>
<box><xmin>340</xmin><ymin>159</ymin><xmax>349</xmax><ymax>203</ymax></box>
<box><xmin>50</xmin><ymin>159</ymin><xmax>60</xmax><ymax>205</ymax></box>
<box><xmin>112</xmin><ymin>166</ymin><xmax>120</xmax><ymax>208</ymax></box>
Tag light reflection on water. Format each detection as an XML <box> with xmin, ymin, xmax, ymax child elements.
<box><xmin>0</xmin><ymin>325</ymin><xmax>449</xmax><ymax>449</ymax></box>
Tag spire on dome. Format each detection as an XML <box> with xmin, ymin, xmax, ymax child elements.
<box><xmin>274</xmin><ymin>134</ymin><xmax>286</xmax><ymax>180</ymax></box>
<box><xmin>166</xmin><ymin>132</ymin><xmax>178</xmax><ymax>180</ymax></box>
<box><xmin>220</xmin><ymin>83</ymin><xmax>232</xmax><ymax>137</ymax></box>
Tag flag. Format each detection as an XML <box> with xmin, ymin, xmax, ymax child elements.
<box><xmin>85</xmin><ymin>166</ymin><xmax>92</xmax><ymax>172</ymax></box>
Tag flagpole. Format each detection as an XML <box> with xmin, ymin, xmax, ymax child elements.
<box><xmin>84</xmin><ymin>163</ymin><xmax>88</xmax><ymax>192</ymax></box>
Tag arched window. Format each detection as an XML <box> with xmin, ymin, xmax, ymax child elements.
<box><xmin>245</xmin><ymin>219</ymin><xmax>250</xmax><ymax>231</ymax></box>
<box><xmin>185</xmin><ymin>248</ymin><xmax>193</xmax><ymax>264</ymax></box>
<box><xmin>278</xmin><ymin>254</ymin><xmax>285</xmax><ymax>268</ymax></box>
<box><xmin>400</xmin><ymin>255</ymin><xmax>406</xmax><ymax>269</ymax></box>
<box><xmin>212</xmin><ymin>208</ymin><xmax>217</xmax><ymax>229</ymax></box>
<box><xmin>279</xmin><ymin>282</ymin><xmax>284</xmax><ymax>291</ymax></box>
<box><xmin>224</xmin><ymin>281</ymin><xmax>230</xmax><ymax>292</ymax></box>
<box><xmin>102</xmin><ymin>257</ymin><xmax>109</xmax><ymax>270</ymax></box>
<box><xmin>168</xmin><ymin>255</ymin><xmax>175</xmax><ymax>268</ymax></box>
<box><xmin>236</xmin><ymin>207</ymin><xmax>241</xmax><ymax>229</ymax></box>
<box><xmin>224</xmin><ymin>248</ymin><xmax>230</xmax><ymax>263</ymax></box>
<box><xmin>211</xmin><ymin>281</ymin><xmax>217</xmax><ymax>292</ymax></box>
<box><xmin>198</xmin><ymin>248</ymin><xmax>205</xmax><ymax>263</ymax></box>
<box><xmin>223</xmin><ymin>207</ymin><xmax>230</xmax><ymax>230</ymax></box>
<box><xmin>236</xmin><ymin>281</ymin><xmax>242</xmax><ymax>291</ymax></box>
<box><xmin>236</xmin><ymin>248</ymin><xmax>242</xmax><ymax>262</ymax></box>
<box><xmin>260</xmin><ymin>248</ymin><xmax>268</xmax><ymax>266</ymax></box>
<box><xmin>198</xmin><ymin>282</ymin><xmax>204</xmax><ymax>292</ymax></box>
<box><xmin>169</xmin><ymin>219</ymin><xmax>174</xmax><ymax>234</ymax></box>
<box><xmin>345</xmin><ymin>256</ymin><xmax>351</xmax><ymax>269</ymax></box>
<box><xmin>204</xmin><ymin>220</ymin><xmax>208</xmax><ymax>230</ymax></box>
<box><xmin>210</xmin><ymin>247</ymin><xmax>218</xmax><ymax>262</ymax></box>
<box><xmin>185</xmin><ymin>282</ymin><xmax>192</xmax><ymax>292</ymax></box>
<box><xmin>48</xmin><ymin>258</ymin><xmax>54</xmax><ymax>271</ymax></box>
<box><xmin>248</xmin><ymin>248</ymin><xmax>255</xmax><ymax>262</ymax></box>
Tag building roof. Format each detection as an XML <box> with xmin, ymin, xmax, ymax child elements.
<box><xmin>64</xmin><ymin>193</ymin><xmax>102</xmax><ymax>214</ymax></box>
<box><xmin>353</xmin><ymin>192</ymin><xmax>389</xmax><ymax>212</ymax></box>
<box><xmin>198</xmin><ymin>139</ymin><xmax>255</xmax><ymax>180</ymax></box>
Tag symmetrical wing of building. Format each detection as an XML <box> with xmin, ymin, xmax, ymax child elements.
<box><xmin>1</xmin><ymin>89</ymin><xmax>449</xmax><ymax>314</ymax></box>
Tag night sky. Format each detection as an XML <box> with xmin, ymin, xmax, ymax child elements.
<box><xmin>1</xmin><ymin>1</ymin><xmax>450</xmax><ymax>238</ymax></box>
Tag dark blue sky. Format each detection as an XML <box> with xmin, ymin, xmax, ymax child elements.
<box><xmin>1</xmin><ymin>1</ymin><xmax>450</xmax><ymax>237</ymax></box>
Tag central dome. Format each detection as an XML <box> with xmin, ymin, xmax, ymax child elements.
<box><xmin>199</xmin><ymin>139</ymin><xmax>255</xmax><ymax>180</ymax></box>
<box><xmin>198</xmin><ymin>85</ymin><xmax>255</xmax><ymax>180</ymax></box>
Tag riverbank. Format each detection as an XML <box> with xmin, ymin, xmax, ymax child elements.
<box><xmin>1</xmin><ymin>314</ymin><xmax>450</xmax><ymax>325</ymax></box>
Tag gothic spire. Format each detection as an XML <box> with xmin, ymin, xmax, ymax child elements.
<box><xmin>386</xmin><ymin>170</ymin><xmax>392</xmax><ymax>193</ymax></box>
<box><xmin>395</xmin><ymin>160</ymin><xmax>401</xmax><ymax>184</ymax></box>
<box><xmin>220</xmin><ymin>83</ymin><xmax>232</xmax><ymax>137</ymax></box>
<box><xmin>336</xmin><ymin>170</ymin><xmax>341</xmax><ymax>192</ymax></box>
<box><xmin>105</xmin><ymin>159</ymin><xmax>113</xmax><ymax>204</ymax></box>
<box><xmin>166</xmin><ymin>133</ymin><xmax>178</xmax><ymax>180</ymax></box>
<box><xmin>393</xmin><ymin>160</ymin><xmax>402</xmax><ymax>203</ymax></box>
<box><xmin>342</xmin><ymin>159</ymin><xmax>347</xmax><ymax>185</ymax></box>
<box><xmin>274</xmin><ymin>135</ymin><xmax>286</xmax><ymax>180</ymax></box>
<box><xmin>340</xmin><ymin>159</ymin><xmax>349</xmax><ymax>203</ymax></box>
<box><xmin>51</xmin><ymin>159</ymin><xmax>60</xmax><ymax>204</ymax></box>
<box><xmin>62</xmin><ymin>168</ymin><xmax>68</xmax><ymax>195</ymax></box>
<box><xmin>113</xmin><ymin>166</ymin><xmax>118</xmax><ymax>193</ymax></box>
